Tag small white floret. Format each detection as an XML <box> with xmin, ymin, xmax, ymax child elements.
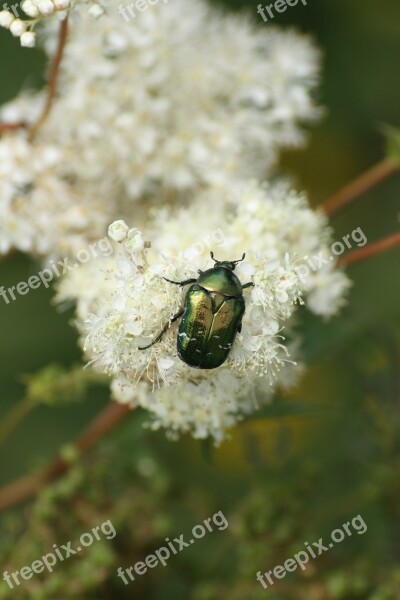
<box><xmin>53</xmin><ymin>0</ymin><xmax>70</xmax><ymax>9</ymax></box>
<box><xmin>10</xmin><ymin>19</ymin><xmax>27</xmax><ymax>37</ymax></box>
<box><xmin>125</xmin><ymin>229</ymin><xmax>145</xmax><ymax>254</ymax></box>
<box><xmin>37</xmin><ymin>0</ymin><xmax>55</xmax><ymax>16</ymax></box>
<box><xmin>20</xmin><ymin>31</ymin><xmax>36</xmax><ymax>48</ymax></box>
<box><xmin>0</xmin><ymin>10</ymin><xmax>14</xmax><ymax>28</ymax></box>
<box><xmin>108</xmin><ymin>220</ymin><xmax>130</xmax><ymax>243</ymax></box>
<box><xmin>88</xmin><ymin>3</ymin><xmax>105</xmax><ymax>18</ymax></box>
<box><xmin>21</xmin><ymin>0</ymin><xmax>40</xmax><ymax>17</ymax></box>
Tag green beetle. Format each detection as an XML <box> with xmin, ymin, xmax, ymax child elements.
<box><xmin>139</xmin><ymin>252</ymin><xmax>254</xmax><ymax>369</ymax></box>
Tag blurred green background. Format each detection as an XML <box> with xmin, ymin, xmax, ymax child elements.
<box><xmin>0</xmin><ymin>0</ymin><xmax>400</xmax><ymax>598</ymax></box>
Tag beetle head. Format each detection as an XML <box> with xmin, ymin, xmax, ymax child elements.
<box><xmin>210</xmin><ymin>252</ymin><xmax>245</xmax><ymax>271</ymax></box>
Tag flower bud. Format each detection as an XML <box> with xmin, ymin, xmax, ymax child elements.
<box><xmin>53</xmin><ymin>0</ymin><xmax>70</xmax><ymax>9</ymax></box>
<box><xmin>88</xmin><ymin>3</ymin><xmax>105</xmax><ymax>18</ymax></box>
<box><xmin>125</xmin><ymin>229</ymin><xmax>145</xmax><ymax>254</ymax></box>
<box><xmin>20</xmin><ymin>31</ymin><xmax>36</xmax><ymax>47</ymax></box>
<box><xmin>21</xmin><ymin>0</ymin><xmax>40</xmax><ymax>17</ymax></box>
<box><xmin>108</xmin><ymin>220</ymin><xmax>129</xmax><ymax>242</ymax></box>
<box><xmin>10</xmin><ymin>19</ymin><xmax>27</xmax><ymax>37</ymax></box>
<box><xmin>38</xmin><ymin>0</ymin><xmax>55</xmax><ymax>15</ymax></box>
<box><xmin>0</xmin><ymin>10</ymin><xmax>15</xmax><ymax>29</ymax></box>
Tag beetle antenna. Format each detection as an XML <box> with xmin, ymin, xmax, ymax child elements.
<box><xmin>210</xmin><ymin>251</ymin><xmax>218</xmax><ymax>263</ymax></box>
<box><xmin>234</xmin><ymin>253</ymin><xmax>246</xmax><ymax>264</ymax></box>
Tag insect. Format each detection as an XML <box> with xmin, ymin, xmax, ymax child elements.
<box><xmin>139</xmin><ymin>252</ymin><xmax>254</xmax><ymax>369</ymax></box>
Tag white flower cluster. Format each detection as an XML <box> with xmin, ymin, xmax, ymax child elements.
<box><xmin>0</xmin><ymin>0</ymin><xmax>105</xmax><ymax>48</ymax></box>
<box><xmin>1</xmin><ymin>0</ymin><xmax>346</xmax><ymax>443</ymax></box>
<box><xmin>0</xmin><ymin>0</ymin><xmax>321</xmax><ymax>259</ymax></box>
<box><xmin>0</xmin><ymin>0</ymin><xmax>71</xmax><ymax>48</ymax></box>
<box><xmin>57</xmin><ymin>181</ymin><xmax>351</xmax><ymax>443</ymax></box>
<box><xmin>0</xmin><ymin>131</ymin><xmax>114</xmax><ymax>257</ymax></box>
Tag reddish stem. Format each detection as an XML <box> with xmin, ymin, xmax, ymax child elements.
<box><xmin>339</xmin><ymin>232</ymin><xmax>400</xmax><ymax>267</ymax></box>
<box><xmin>0</xmin><ymin>402</ymin><xmax>132</xmax><ymax>512</ymax></box>
<box><xmin>0</xmin><ymin>122</ymin><xmax>27</xmax><ymax>136</ymax></box>
<box><xmin>0</xmin><ymin>18</ymin><xmax>69</xmax><ymax>141</ymax></box>
<box><xmin>322</xmin><ymin>158</ymin><xmax>398</xmax><ymax>217</ymax></box>
<box><xmin>28</xmin><ymin>17</ymin><xmax>69</xmax><ymax>141</ymax></box>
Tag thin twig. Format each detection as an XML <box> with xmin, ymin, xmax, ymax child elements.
<box><xmin>338</xmin><ymin>232</ymin><xmax>400</xmax><ymax>267</ymax></box>
<box><xmin>0</xmin><ymin>402</ymin><xmax>133</xmax><ymax>512</ymax></box>
<box><xmin>28</xmin><ymin>17</ymin><xmax>69</xmax><ymax>142</ymax></box>
<box><xmin>0</xmin><ymin>396</ymin><xmax>38</xmax><ymax>450</ymax></box>
<box><xmin>0</xmin><ymin>122</ymin><xmax>27</xmax><ymax>136</ymax></box>
<box><xmin>0</xmin><ymin>18</ymin><xmax>69</xmax><ymax>140</ymax></box>
<box><xmin>322</xmin><ymin>158</ymin><xmax>398</xmax><ymax>217</ymax></box>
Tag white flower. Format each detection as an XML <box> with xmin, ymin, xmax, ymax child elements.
<box><xmin>108</xmin><ymin>220</ymin><xmax>129</xmax><ymax>243</ymax></box>
<box><xmin>306</xmin><ymin>264</ymin><xmax>352</xmax><ymax>318</ymax></box>
<box><xmin>0</xmin><ymin>132</ymin><xmax>108</xmax><ymax>258</ymax></box>
<box><xmin>0</xmin><ymin>10</ymin><xmax>14</xmax><ymax>28</ymax></box>
<box><xmin>0</xmin><ymin>0</ymin><xmax>339</xmax><ymax>443</ymax></box>
<box><xmin>21</xmin><ymin>0</ymin><xmax>40</xmax><ymax>17</ymax></box>
<box><xmin>38</xmin><ymin>0</ymin><xmax>55</xmax><ymax>15</ymax></box>
<box><xmin>53</xmin><ymin>0</ymin><xmax>70</xmax><ymax>8</ymax></box>
<box><xmin>125</xmin><ymin>228</ymin><xmax>145</xmax><ymax>255</ymax></box>
<box><xmin>57</xmin><ymin>181</ymin><xmax>350</xmax><ymax>442</ymax></box>
<box><xmin>0</xmin><ymin>0</ymin><xmax>321</xmax><ymax>259</ymax></box>
<box><xmin>88</xmin><ymin>3</ymin><xmax>105</xmax><ymax>18</ymax></box>
<box><xmin>21</xmin><ymin>31</ymin><xmax>37</xmax><ymax>48</ymax></box>
<box><xmin>10</xmin><ymin>19</ymin><xmax>27</xmax><ymax>37</ymax></box>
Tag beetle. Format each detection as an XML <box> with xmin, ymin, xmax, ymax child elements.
<box><xmin>139</xmin><ymin>252</ymin><xmax>254</xmax><ymax>369</ymax></box>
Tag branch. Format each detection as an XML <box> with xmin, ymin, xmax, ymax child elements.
<box><xmin>322</xmin><ymin>158</ymin><xmax>398</xmax><ymax>217</ymax></box>
<box><xmin>0</xmin><ymin>396</ymin><xmax>37</xmax><ymax>449</ymax></box>
<box><xmin>0</xmin><ymin>18</ymin><xmax>69</xmax><ymax>140</ymax></box>
<box><xmin>0</xmin><ymin>122</ymin><xmax>27</xmax><ymax>136</ymax></box>
<box><xmin>0</xmin><ymin>402</ymin><xmax>132</xmax><ymax>512</ymax></box>
<box><xmin>28</xmin><ymin>17</ymin><xmax>69</xmax><ymax>141</ymax></box>
<box><xmin>338</xmin><ymin>231</ymin><xmax>400</xmax><ymax>267</ymax></box>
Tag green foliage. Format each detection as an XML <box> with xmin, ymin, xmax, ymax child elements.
<box><xmin>1</xmin><ymin>322</ymin><xmax>400</xmax><ymax>600</ymax></box>
<box><xmin>21</xmin><ymin>364</ymin><xmax>107</xmax><ymax>407</ymax></box>
<box><xmin>1</xmin><ymin>414</ymin><xmax>400</xmax><ymax>599</ymax></box>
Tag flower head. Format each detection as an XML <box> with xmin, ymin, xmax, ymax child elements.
<box><xmin>0</xmin><ymin>0</ymin><xmax>321</xmax><ymax>259</ymax></box>
<box><xmin>57</xmin><ymin>181</ymin><xmax>351</xmax><ymax>442</ymax></box>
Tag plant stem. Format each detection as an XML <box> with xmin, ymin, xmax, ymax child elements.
<box><xmin>338</xmin><ymin>231</ymin><xmax>400</xmax><ymax>267</ymax></box>
<box><xmin>28</xmin><ymin>17</ymin><xmax>69</xmax><ymax>142</ymax></box>
<box><xmin>0</xmin><ymin>402</ymin><xmax>132</xmax><ymax>512</ymax></box>
<box><xmin>322</xmin><ymin>158</ymin><xmax>398</xmax><ymax>217</ymax></box>
<box><xmin>0</xmin><ymin>396</ymin><xmax>38</xmax><ymax>449</ymax></box>
<box><xmin>0</xmin><ymin>122</ymin><xmax>27</xmax><ymax>136</ymax></box>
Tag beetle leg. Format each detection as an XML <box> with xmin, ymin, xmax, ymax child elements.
<box><xmin>242</xmin><ymin>282</ymin><xmax>255</xmax><ymax>289</ymax></box>
<box><xmin>163</xmin><ymin>277</ymin><xmax>197</xmax><ymax>287</ymax></box>
<box><xmin>237</xmin><ymin>321</ymin><xmax>242</xmax><ymax>334</ymax></box>
<box><xmin>138</xmin><ymin>308</ymin><xmax>184</xmax><ymax>350</ymax></box>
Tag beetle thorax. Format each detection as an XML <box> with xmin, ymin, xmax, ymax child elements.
<box><xmin>196</xmin><ymin>267</ymin><xmax>243</xmax><ymax>297</ymax></box>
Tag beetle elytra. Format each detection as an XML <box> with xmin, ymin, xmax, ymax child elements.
<box><xmin>139</xmin><ymin>252</ymin><xmax>254</xmax><ymax>369</ymax></box>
